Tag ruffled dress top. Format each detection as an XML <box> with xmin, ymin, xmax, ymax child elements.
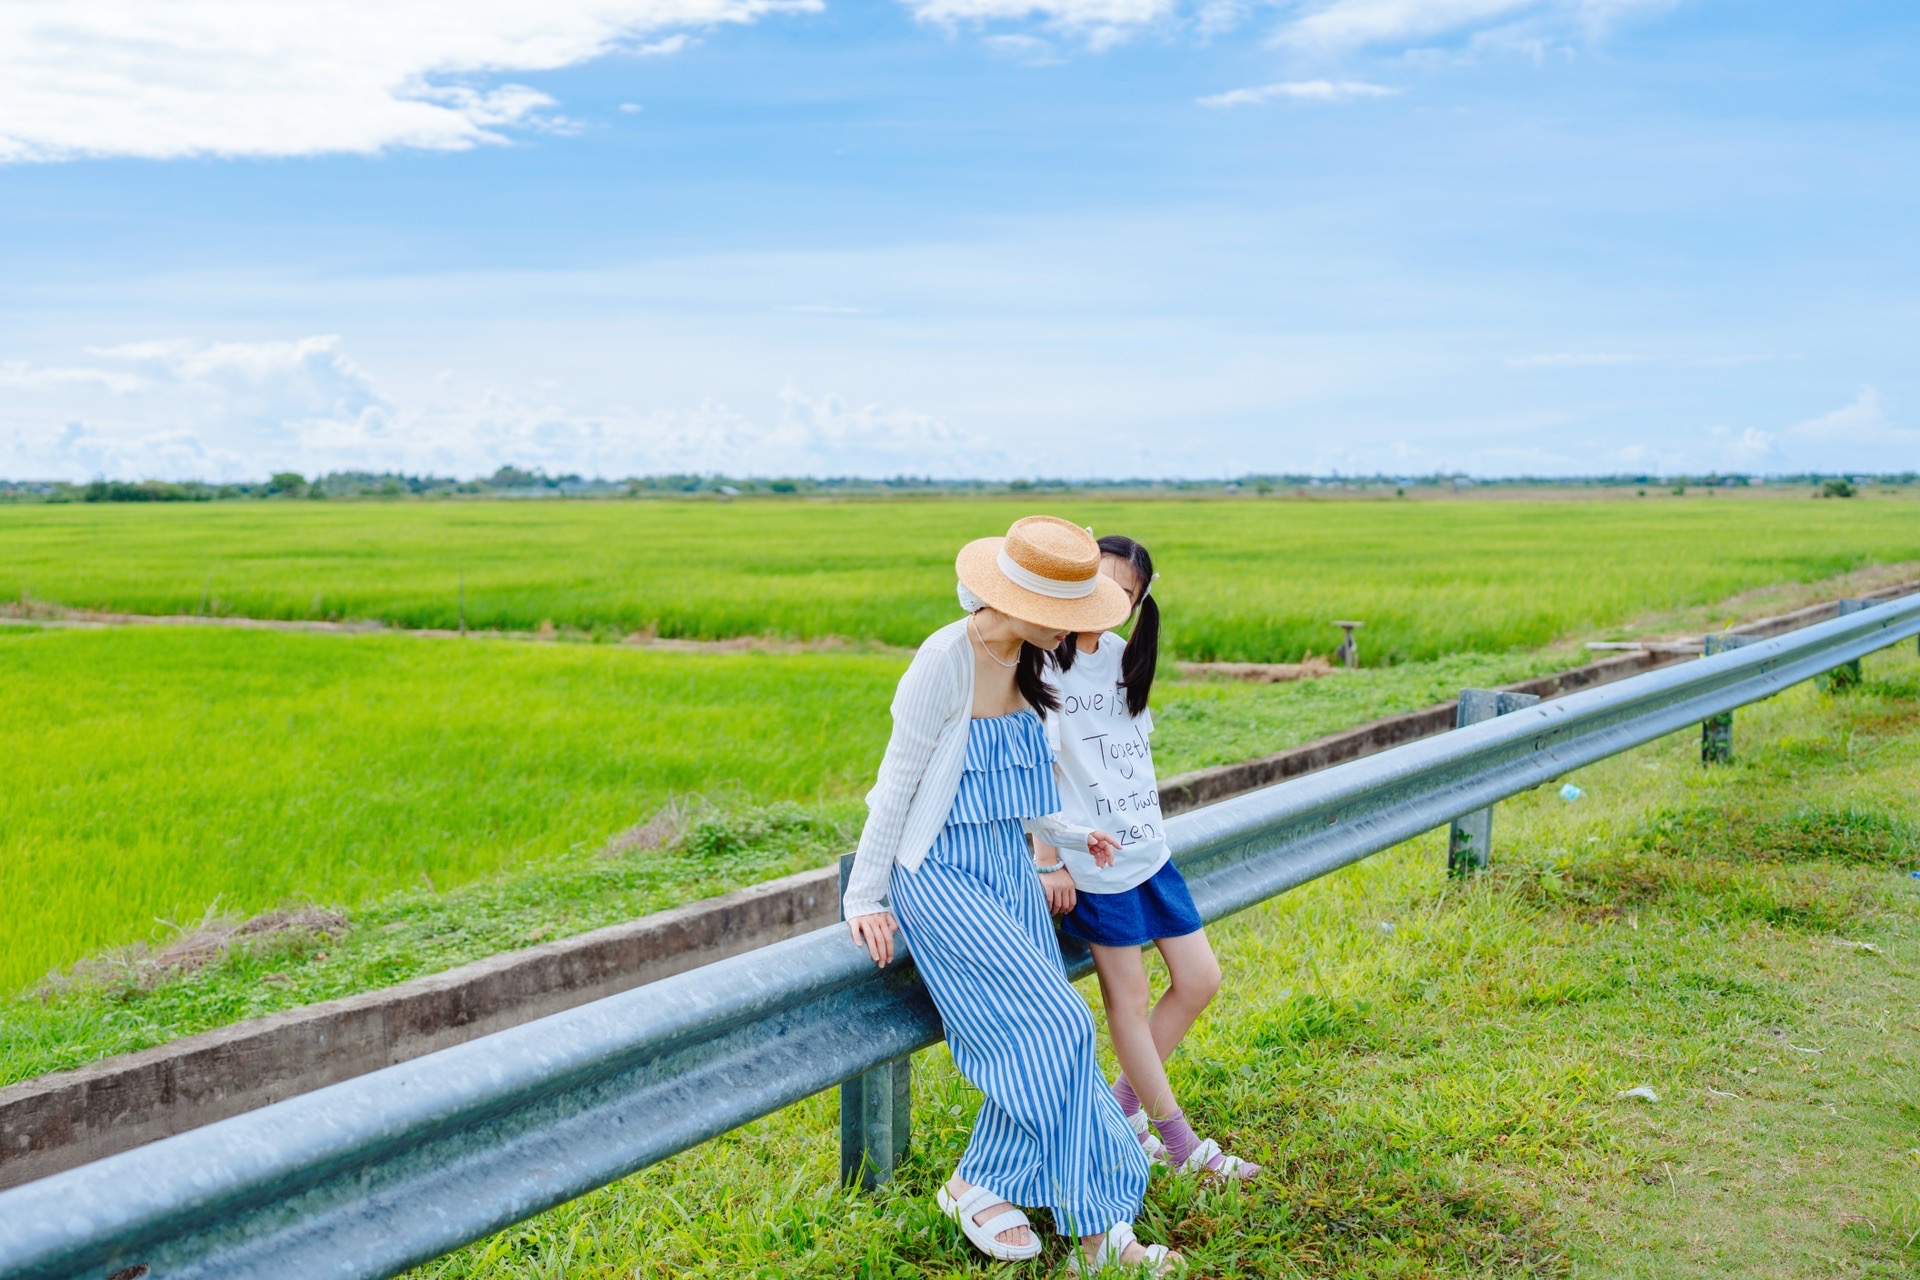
<box><xmin>930</xmin><ymin>709</ymin><xmax>1060</xmax><ymax>858</ymax></box>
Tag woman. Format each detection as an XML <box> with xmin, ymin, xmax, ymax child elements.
<box><xmin>843</xmin><ymin>515</ymin><xmax>1184</xmax><ymax>1276</ymax></box>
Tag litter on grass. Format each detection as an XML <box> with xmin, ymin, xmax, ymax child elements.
<box><xmin>1617</xmin><ymin>1085</ymin><xmax>1660</xmax><ymax>1102</ymax></box>
<box><xmin>1560</xmin><ymin>783</ymin><xmax>1586</xmax><ymax>802</ymax></box>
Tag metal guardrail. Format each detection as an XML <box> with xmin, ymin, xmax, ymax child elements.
<box><xmin>4</xmin><ymin>594</ymin><xmax>1918</xmax><ymax>1280</ymax></box>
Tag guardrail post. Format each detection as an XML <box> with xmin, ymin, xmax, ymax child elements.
<box><xmin>838</xmin><ymin>852</ymin><xmax>912</xmax><ymax>1189</ymax></box>
<box><xmin>1820</xmin><ymin>599</ymin><xmax>1873</xmax><ymax>691</ymax></box>
<box><xmin>1447</xmin><ymin>689</ymin><xmax>1541</xmax><ymax>875</ymax></box>
<box><xmin>1700</xmin><ymin>633</ymin><xmax>1759</xmax><ymax>763</ymax></box>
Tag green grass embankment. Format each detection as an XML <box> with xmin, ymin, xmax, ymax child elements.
<box><xmin>413</xmin><ymin>645</ymin><xmax>1920</xmax><ymax>1279</ymax></box>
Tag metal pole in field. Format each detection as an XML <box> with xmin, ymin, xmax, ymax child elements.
<box><xmin>1333</xmin><ymin>621</ymin><xmax>1364</xmax><ymax>669</ymax></box>
<box><xmin>1820</xmin><ymin>599</ymin><xmax>1872</xmax><ymax>689</ymax></box>
<box><xmin>838</xmin><ymin>852</ymin><xmax>912</xmax><ymax>1189</ymax></box>
<box><xmin>1447</xmin><ymin>689</ymin><xmax>1541</xmax><ymax>875</ymax></box>
<box><xmin>1700</xmin><ymin>633</ymin><xmax>1759</xmax><ymax>763</ymax></box>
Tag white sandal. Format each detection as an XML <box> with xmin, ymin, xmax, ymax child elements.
<box><xmin>1177</xmin><ymin>1136</ymin><xmax>1261</xmax><ymax>1182</ymax></box>
<box><xmin>1127</xmin><ymin>1109</ymin><xmax>1170</xmax><ymax>1166</ymax></box>
<box><xmin>937</xmin><ymin>1183</ymin><xmax>1042</xmax><ymax>1262</ymax></box>
<box><xmin>1067</xmin><ymin>1221</ymin><xmax>1184</xmax><ymax>1276</ymax></box>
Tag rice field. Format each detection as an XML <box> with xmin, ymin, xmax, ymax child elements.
<box><xmin>7</xmin><ymin>493</ymin><xmax>1920</xmax><ymax>663</ymax></box>
<box><xmin>0</xmin><ymin>626</ymin><xmax>902</xmax><ymax>994</ymax></box>
<box><xmin>0</xmin><ymin>621</ymin><xmax>1579</xmax><ymax>999</ymax></box>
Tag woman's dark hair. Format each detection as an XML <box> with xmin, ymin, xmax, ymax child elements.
<box><xmin>1017</xmin><ymin>642</ymin><xmax>1060</xmax><ymax>717</ymax></box>
<box><xmin>1054</xmin><ymin>534</ymin><xmax>1158</xmax><ymax>718</ymax></box>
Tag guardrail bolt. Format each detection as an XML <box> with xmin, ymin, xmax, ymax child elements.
<box><xmin>1447</xmin><ymin>689</ymin><xmax>1541</xmax><ymax>876</ymax></box>
<box><xmin>1820</xmin><ymin>599</ymin><xmax>1873</xmax><ymax>691</ymax></box>
<box><xmin>839</xmin><ymin>852</ymin><xmax>914</xmax><ymax>1189</ymax></box>
<box><xmin>1700</xmin><ymin>633</ymin><xmax>1758</xmax><ymax>763</ymax></box>
<box><xmin>1332</xmin><ymin>620</ymin><xmax>1364</xmax><ymax>669</ymax></box>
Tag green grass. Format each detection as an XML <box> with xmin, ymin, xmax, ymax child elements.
<box><xmin>7</xmin><ymin>494</ymin><xmax>1920</xmax><ymax>661</ymax></box>
<box><xmin>0</xmin><ymin>627</ymin><xmax>902</xmax><ymax>995</ymax></box>
<box><xmin>0</xmin><ymin>622</ymin><xmax>1568</xmax><ymax>1045</ymax></box>
<box><xmin>394</xmin><ymin>644</ymin><xmax>1920</xmax><ymax>1279</ymax></box>
<box><xmin>0</xmin><ymin>799</ymin><xmax>868</xmax><ymax>1086</ymax></box>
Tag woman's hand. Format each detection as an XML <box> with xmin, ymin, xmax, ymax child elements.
<box><xmin>1041</xmin><ymin>867</ymin><xmax>1078</xmax><ymax>915</ymax></box>
<box><xmin>1087</xmin><ymin>831</ymin><xmax>1121</xmax><ymax>869</ymax></box>
<box><xmin>847</xmin><ymin>911</ymin><xmax>899</xmax><ymax>967</ymax></box>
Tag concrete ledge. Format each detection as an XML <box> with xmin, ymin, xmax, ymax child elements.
<box><xmin>1158</xmin><ymin>649</ymin><xmax>1669</xmax><ymax>812</ymax></box>
<box><xmin>0</xmin><ymin>864</ymin><xmax>838</xmax><ymax>1189</ymax></box>
<box><xmin>1159</xmin><ymin>580</ymin><xmax>1919</xmax><ymax>813</ymax></box>
<box><xmin>9</xmin><ymin>578</ymin><xmax>1914</xmax><ymax>1188</ymax></box>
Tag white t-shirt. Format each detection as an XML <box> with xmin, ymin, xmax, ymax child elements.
<box><xmin>1043</xmin><ymin>632</ymin><xmax>1170</xmax><ymax>894</ymax></box>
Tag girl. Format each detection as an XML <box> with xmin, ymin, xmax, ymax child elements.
<box><xmin>843</xmin><ymin>516</ymin><xmax>1185</xmax><ymax>1276</ymax></box>
<box><xmin>1034</xmin><ymin>534</ymin><xmax>1260</xmax><ymax>1181</ymax></box>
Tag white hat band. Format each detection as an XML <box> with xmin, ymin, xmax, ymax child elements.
<box><xmin>997</xmin><ymin>548</ymin><xmax>1097</xmax><ymax>600</ymax></box>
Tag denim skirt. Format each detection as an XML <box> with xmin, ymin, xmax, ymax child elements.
<box><xmin>1060</xmin><ymin>858</ymin><xmax>1203</xmax><ymax>948</ymax></box>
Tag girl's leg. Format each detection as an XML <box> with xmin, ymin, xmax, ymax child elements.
<box><xmin>1091</xmin><ymin>931</ymin><xmax>1221</xmax><ymax>1117</ymax></box>
<box><xmin>1097</xmin><ymin>930</ymin><xmax>1257</xmax><ymax>1178</ymax></box>
<box><xmin>1089</xmin><ymin>943</ymin><xmax>1178</xmax><ymax>1119</ymax></box>
<box><xmin>1145</xmin><ymin>929</ymin><xmax>1222</xmax><ymax>1058</ymax></box>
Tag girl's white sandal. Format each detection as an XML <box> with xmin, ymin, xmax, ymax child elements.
<box><xmin>1067</xmin><ymin>1221</ymin><xmax>1184</xmax><ymax>1277</ymax></box>
<box><xmin>1177</xmin><ymin>1137</ymin><xmax>1260</xmax><ymax>1182</ymax></box>
<box><xmin>937</xmin><ymin>1184</ymin><xmax>1042</xmax><ymax>1262</ymax></box>
<box><xmin>1127</xmin><ymin>1109</ymin><xmax>1170</xmax><ymax>1166</ymax></box>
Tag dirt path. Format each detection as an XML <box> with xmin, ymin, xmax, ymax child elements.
<box><xmin>6</xmin><ymin>558</ymin><xmax>1918</xmax><ymax>666</ymax></box>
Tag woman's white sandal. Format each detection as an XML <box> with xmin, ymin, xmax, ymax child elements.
<box><xmin>1177</xmin><ymin>1137</ymin><xmax>1261</xmax><ymax>1182</ymax></box>
<box><xmin>1068</xmin><ymin>1222</ymin><xmax>1184</xmax><ymax>1277</ymax></box>
<box><xmin>1127</xmin><ymin>1109</ymin><xmax>1170</xmax><ymax>1166</ymax></box>
<box><xmin>936</xmin><ymin>1184</ymin><xmax>1042</xmax><ymax>1262</ymax></box>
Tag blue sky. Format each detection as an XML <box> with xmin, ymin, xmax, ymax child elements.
<box><xmin>1</xmin><ymin>0</ymin><xmax>1915</xmax><ymax>480</ymax></box>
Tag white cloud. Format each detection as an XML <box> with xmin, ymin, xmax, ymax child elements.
<box><xmin>1197</xmin><ymin>79</ymin><xmax>1400</xmax><ymax>107</ymax></box>
<box><xmin>0</xmin><ymin>0</ymin><xmax>813</xmax><ymax>163</ymax></box>
<box><xmin>982</xmin><ymin>33</ymin><xmax>1068</xmax><ymax>63</ymax></box>
<box><xmin>85</xmin><ymin>336</ymin><xmax>389</xmax><ymax>424</ymax></box>
<box><xmin>635</xmin><ymin>33</ymin><xmax>701</xmax><ymax>54</ymax></box>
<box><xmin>1272</xmin><ymin>0</ymin><xmax>1673</xmax><ymax>51</ymax></box>
<box><xmin>902</xmin><ymin>0</ymin><xmax>1176</xmax><ymax>43</ymax></box>
<box><xmin>0</xmin><ymin>360</ymin><xmax>149</xmax><ymax>393</ymax></box>
<box><xmin>1775</xmin><ymin>387</ymin><xmax>1920</xmax><ymax>470</ymax></box>
<box><xmin>0</xmin><ymin>335</ymin><xmax>997</xmax><ymax>480</ymax></box>
<box><xmin>1590</xmin><ymin>390</ymin><xmax>1913</xmax><ymax>476</ymax></box>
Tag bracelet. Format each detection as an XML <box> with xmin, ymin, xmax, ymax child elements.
<box><xmin>1034</xmin><ymin>859</ymin><xmax>1066</xmax><ymax>875</ymax></box>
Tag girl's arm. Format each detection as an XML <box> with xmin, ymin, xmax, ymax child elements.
<box><xmin>843</xmin><ymin>640</ymin><xmax>958</xmax><ymax>922</ymax></box>
<box><xmin>1023</xmin><ymin>815</ymin><xmax>1120</xmax><ymax>867</ymax></box>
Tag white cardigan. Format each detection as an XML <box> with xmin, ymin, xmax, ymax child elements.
<box><xmin>841</xmin><ymin>617</ymin><xmax>1092</xmax><ymax>920</ymax></box>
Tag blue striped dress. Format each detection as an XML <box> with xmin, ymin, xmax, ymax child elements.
<box><xmin>888</xmin><ymin>709</ymin><xmax>1149</xmax><ymax>1237</ymax></box>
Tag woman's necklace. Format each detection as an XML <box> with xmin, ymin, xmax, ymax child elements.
<box><xmin>968</xmin><ymin>614</ymin><xmax>1020</xmax><ymax>668</ymax></box>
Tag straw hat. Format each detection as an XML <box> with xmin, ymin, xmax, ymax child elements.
<box><xmin>956</xmin><ymin>516</ymin><xmax>1134</xmax><ymax>634</ymax></box>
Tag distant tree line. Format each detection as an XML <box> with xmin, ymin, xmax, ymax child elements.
<box><xmin>1</xmin><ymin>467</ymin><xmax>1915</xmax><ymax>504</ymax></box>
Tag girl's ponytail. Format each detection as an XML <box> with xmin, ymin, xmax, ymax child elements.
<box><xmin>1066</xmin><ymin>533</ymin><xmax>1158</xmax><ymax>718</ymax></box>
<box><xmin>1119</xmin><ymin>587</ymin><xmax>1158</xmax><ymax>718</ymax></box>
